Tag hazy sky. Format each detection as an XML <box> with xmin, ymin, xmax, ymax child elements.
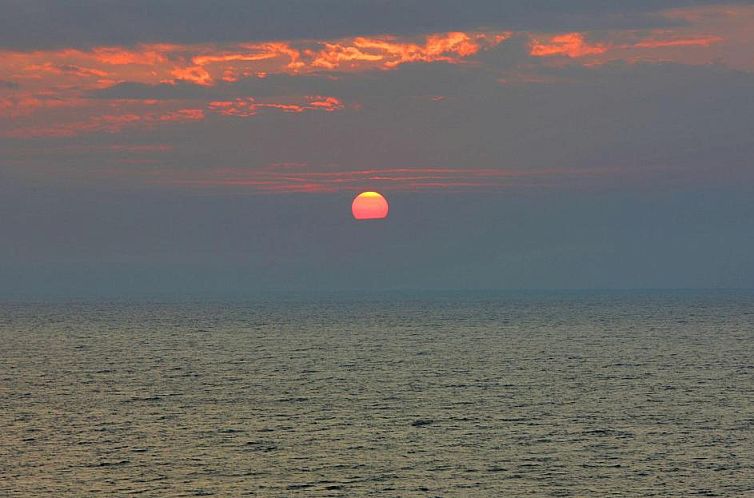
<box><xmin>1</xmin><ymin>1</ymin><xmax>753</xmax><ymax>297</ymax></box>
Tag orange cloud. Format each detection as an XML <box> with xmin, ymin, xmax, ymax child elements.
<box><xmin>2</xmin><ymin>4</ymin><xmax>753</xmax><ymax>142</ymax></box>
<box><xmin>529</xmin><ymin>5</ymin><xmax>754</xmax><ymax>67</ymax></box>
<box><xmin>310</xmin><ymin>31</ymin><xmax>502</xmax><ymax>70</ymax></box>
<box><xmin>307</xmin><ymin>96</ymin><xmax>343</xmax><ymax>110</ymax></box>
<box><xmin>208</xmin><ymin>96</ymin><xmax>344</xmax><ymax>117</ymax></box>
<box><xmin>0</xmin><ymin>30</ymin><xmax>510</xmax><ymax>94</ymax></box>
<box><xmin>529</xmin><ymin>32</ymin><xmax>723</xmax><ymax>59</ymax></box>
<box><xmin>530</xmin><ymin>33</ymin><xmax>608</xmax><ymax>58</ymax></box>
<box><xmin>170</xmin><ymin>65</ymin><xmax>214</xmax><ymax>86</ymax></box>
<box><xmin>0</xmin><ymin>29</ymin><xmax>508</xmax><ymax>137</ymax></box>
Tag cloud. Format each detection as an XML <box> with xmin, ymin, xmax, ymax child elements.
<box><xmin>0</xmin><ymin>0</ymin><xmax>745</xmax><ymax>50</ymax></box>
<box><xmin>3</xmin><ymin>106</ymin><xmax>205</xmax><ymax>138</ymax></box>
<box><xmin>527</xmin><ymin>6</ymin><xmax>754</xmax><ymax>71</ymax></box>
<box><xmin>4</xmin><ymin>4</ymin><xmax>752</xmax><ymax>144</ymax></box>
<box><xmin>529</xmin><ymin>31</ymin><xmax>723</xmax><ymax>61</ymax></box>
<box><xmin>7</xmin><ymin>55</ymin><xmax>754</xmax><ymax>181</ymax></box>
<box><xmin>12</xmin><ymin>59</ymin><xmax>750</xmax><ymax>191</ymax></box>
<box><xmin>0</xmin><ymin>29</ymin><xmax>511</xmax><ymax>138</ymax></box>
<box><xmin>3</xmin><ymin>2</ymin><xmax>754</xmax><ymax>295</ymax></box>
<box><xmin>144</xmin><ymin>165</ymin><xmax>606</xmax><ymax>193</ymax></box>
<box><xmin>530</xmin><ymin>33</ymin><xmax>608</xmax><ymax>58</ymax></box>
<box><xmin>1</xmin><ymin>94</ymin><xmax>351</xmax><ymax>138</ymax></box>
<box><xmin>207</xmin><ymin>96</ymin><xmax>345</xmax><ymax>117</ymax></box>
<box><xmin>3</xmin><ymin>4</ymin><xmax>754</xmax><ymax>197</ymax></box>
<box><xmin>91</xmin><ymin>81</ymin><xmax>214</xmax><ymax>100</ymax></box>
<box><xmin>2</xmin><ymin>30</ymin><xmax>510</xmax><ymax>93</ymax></box>
<box><xmin>89</xmin><ymin>59</ymin><xmax>505</xmax><ymax>102</ymax></box>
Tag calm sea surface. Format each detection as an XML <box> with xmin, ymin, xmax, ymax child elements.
<box><xmin>1</xmin><ymin>291</ymin><xmax>753</xmax><ymax>497</ymax></box>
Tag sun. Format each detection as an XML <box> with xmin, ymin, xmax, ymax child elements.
<box><xmin>352</xmin><ymin>191</ymin><xmax>389</xmax><ymax>220</ymax></box>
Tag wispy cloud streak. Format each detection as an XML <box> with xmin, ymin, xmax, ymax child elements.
<box><xmin>148</xmin><ymin>166</ymin><xmax>609</xmax><ymax>193</ymax></box>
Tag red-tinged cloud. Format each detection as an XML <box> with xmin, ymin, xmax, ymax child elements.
<box><xmin>2</xmin><ymin>4</ymin><xmax>753</xmax><ymax>142</ymax></box>
<box><xmin>0</xmin><ymin>29</ymin><xmax>508</xmax><ymax>138</ymax></box>
<box><xmin>92</xmin><ymin>45</ymin><xmax>175</xmax><ymax>65</ymax></box>
<box><xmin>530</xmin><ymin>33</ymin><xmax>608</xmax><ymax>58</ymax></box>
<box><xmin>0</xmin><ymin>94</ymin><xmax>88</xmax><ymax>118</ymax></box>
<box><xmin>208</xmin><ymin>96</ymin><xmax>344</xmax><ymax>117</ymax></box>
<box><xmin>631</xmin><ymin>36</ymin><xmax>722</xmax><ymax>49</ymax></box>
<box><xmin>146</xmin><ymin>166</ymin><xmax>604</xmax><ymax>193</ymax></box>
<box><xmin>0</xmin><ymin>30</ymin><xmax>510</xmax><ymax>94</ymax></box>
<box><xmin>529</xmin><ymin>32</ymin><xmax>724</xmax><ymax>60</ymax></box>
<box><xmin>3</xmin><ymin>106</ymin><xmax>205</xmax><ymax>138</ymax></box>
<box><xmin>2</xmin><ymin>93</ymin><xmax>346</xmax><ymax>137</ymax></box>
<box><xmin>528</xmin><ymin>5</ymin><xmax>754</xmax><ymax>67</ymax></box>
<box><xmin>170</xmin><ymin>65</ymin><xmax>214</xmax><ymax>86</ymax></box>
<box><xmin>107</xmin><ymin>144</ymin><xmax>174</xmax><ymax>153</ymax></box>
<box><xmin>309</xmin><ymin>31</ymin><xmax>503</xmax><ymax>70</ymax></box>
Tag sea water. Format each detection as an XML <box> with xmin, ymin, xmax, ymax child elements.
<box><xmin>1</xmin><ymin>291</ymin><xmax>753</xmax><ymax>496</ymax></box>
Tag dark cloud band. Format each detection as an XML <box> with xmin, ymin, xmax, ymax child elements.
<box><xmin>0</xmin><ymin>0</ymin><xmax>743</xmax><ymax>49</ymax></box>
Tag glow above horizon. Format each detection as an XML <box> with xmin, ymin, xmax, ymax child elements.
<box><xmin>352</xmin><ymin>191</ymin><xmax>389</xmax><ymax>220</ymax></box>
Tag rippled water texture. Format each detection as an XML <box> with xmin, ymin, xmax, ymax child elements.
<box><xmin>1</xmin><ymin>291</ymin><xmax>753</xmax><ymax>496</ymax></box>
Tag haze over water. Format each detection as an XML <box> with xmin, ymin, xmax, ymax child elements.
<box><xmin>1</xmin><ymin>291</ymin><xmax>753</xmax><ymax>496</ymax></box>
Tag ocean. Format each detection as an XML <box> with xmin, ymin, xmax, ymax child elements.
<box><xmin>1</xmin><ymin>291</ymin><xmax>753</xmax><ymax>496</ymax></box>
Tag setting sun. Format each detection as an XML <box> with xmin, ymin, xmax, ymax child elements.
<box><xmin>352</xmin><ymin>191</ymin><xmax>389</xmax><ymax>220</ymax></box>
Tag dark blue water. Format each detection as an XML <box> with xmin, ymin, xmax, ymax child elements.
<box><xmin>1</xmin><ymin>291</ymin><xmax>753</xmax><ymax>496</ymax></box>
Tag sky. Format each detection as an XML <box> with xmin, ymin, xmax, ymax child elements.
<box><xmin>1</xmin><ymin>1</ymin><xmax>754</xmax><ymax>297</ymax></box>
